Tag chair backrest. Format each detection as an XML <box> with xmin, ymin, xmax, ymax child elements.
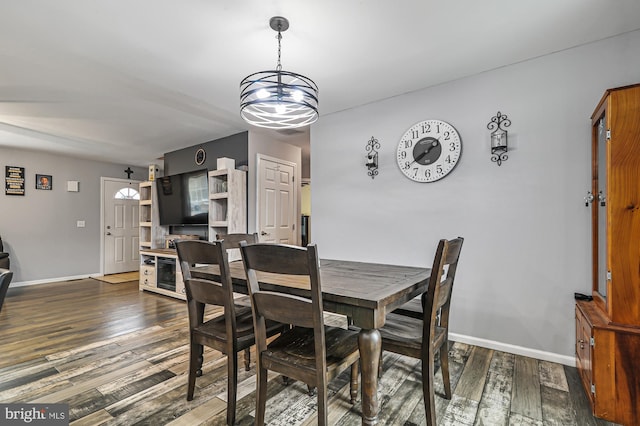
<box><xmin>175</xmin><ymin>240</ymin><xmax>236</xmax><ymax>328</ymax></box>
<box><xmin>216</xmin><ymin>232</ymin><xmax>259</xmax><ymax>249</ymax></box>
<box><xmin>423</xmin><ymin>237</ymin><xmax>464</xmax><ymax>339</ymax></box>
<box><xmin>239</xmin><ymin>242</ymin><xmax>327</xmax><ymax>372</ymax></box>
<box><xmin>0</xmin><ymin>268</ymin><xmax>13</xmax><ymax>314</ymax></box>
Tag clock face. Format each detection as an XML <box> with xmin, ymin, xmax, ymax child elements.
<box><xmin>396</xmin><ymin>119</ymin><xmax>462</xmax><ymax>182</ymax></box>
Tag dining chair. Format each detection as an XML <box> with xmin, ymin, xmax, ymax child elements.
<box><xmin>379</xmin><ymin>237</ymin><xmax>464</xmax><ymax>426</ymax></box>
<box><xmin>0</xmin><ymin>268</ymin><xmax>13</xmax><ymax>315</ymax></box>
<box><xmin>216</xmin><ymin>232</ymin><xmax>259</xmax><ymax>308</ymax></box>
<box><xmin>239</xmin><ymin>242</ymin><xmax>361</xmax><ymax>426</ymax></box>
<box><xmin>216</xmin><ymin>232</ymin><xmax>259</xmax><ymax>251</ymax></box>
<box><xmin>175</xmin><ymin>239</ymin><xmax>285</xmax><ymax>426</ymax></box>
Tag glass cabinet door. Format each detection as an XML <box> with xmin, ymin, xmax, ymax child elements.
<box><xmin>595</xmin><ymin>113</ymin><xmax>608</xmax><ymax>300</ymax></box>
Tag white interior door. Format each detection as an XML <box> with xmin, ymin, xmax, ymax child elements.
<box><xmin>102</xmin><ymin>178</ymin><xmax>140</xmax><ymax>274</ymax></box>
<box><xmin>257</xmin><ymin>155</ymin><xmax>297</xmax><ymax>244</ymax></box>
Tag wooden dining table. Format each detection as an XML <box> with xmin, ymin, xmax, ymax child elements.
<box><xmin>193</xmin><ymin>258</ymin><xmax>431</xmax><ymax>425</ymax></box>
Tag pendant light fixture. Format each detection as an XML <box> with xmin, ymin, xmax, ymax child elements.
<box><xmin>240</xmin><ymin>16</ymin><xmax>319</xmax><ymax>129</ymax></box>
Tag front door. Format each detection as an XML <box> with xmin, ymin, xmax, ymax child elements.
<box><xmin>102</xmin><ymin>178</ymin><xmax>141</xmax><ymax>274</ymax></box>
<box><xmin>257</xmin><ymin>155</ymin><xmax>297</xmax><ymax>244</ymax></box>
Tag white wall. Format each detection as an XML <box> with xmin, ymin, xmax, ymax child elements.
<box><xmin>311</xmin><ymin>30</ymin><xmax>640</xmax><ymax>362</ymax></box>
<box><xmin>0</xmin><ymin>147</ymin><xmax>146</xmax><ymax>284</ymax></box>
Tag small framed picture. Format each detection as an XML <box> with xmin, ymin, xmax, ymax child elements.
<box><xmin>36</xmin><ymin>174</ymin><xmax>52</xmax><ymax>190</ymax></box>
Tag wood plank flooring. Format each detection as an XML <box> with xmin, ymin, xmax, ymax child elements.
<box><xmin>0</xmin><ymin>279</ymin><xmax>619</xmax><ymax>425</ymax></box>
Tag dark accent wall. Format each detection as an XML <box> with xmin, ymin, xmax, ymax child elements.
<box><xmin>163</xmin><ymin>132</ymin><xmax>249</xmax><ymax>175</ymax></box>
<box><xmin>162</xmin><ymin>131</ymin><xmax>250</xmax><ymax>239</ymax></box>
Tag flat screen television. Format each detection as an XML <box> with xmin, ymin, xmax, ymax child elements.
<box><xmin>156</xmin><ymin>169</ymin><xmax>209</xmax><ymax>226</ymax></box>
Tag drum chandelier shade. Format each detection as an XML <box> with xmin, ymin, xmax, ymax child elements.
<box><xmin>240</xmin><ymin>17</ymin><xmax>319</xmax><ymax>129</ymax></box>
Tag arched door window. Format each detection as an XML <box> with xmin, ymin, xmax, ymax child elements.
<box><xmin>114</xmin><ymin>187</ymin><xmax>140</xmax><ymax>200</ymax></box>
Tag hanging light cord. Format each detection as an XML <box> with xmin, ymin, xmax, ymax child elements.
<box><xmin>275</xmin><ymin>27</ymin><xmax>283</xmax><ymax>71</ymax></box>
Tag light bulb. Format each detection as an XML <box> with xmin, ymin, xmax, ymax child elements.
<box><xmin>257</xmin><ymin>88</ymin><xmax>270</xmax><ymax>99</ymax></box>
<box><xmin>275</xmin><ymin>103</ymin><xmax>287</xmax><ymax>114</ymax></box>
<box><xmin>291</xmin><ymin>90</ymin><xmax>304</xmax><ymax>102</ymax></box>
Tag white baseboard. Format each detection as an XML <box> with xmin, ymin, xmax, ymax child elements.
<box><xmin>450</xmin><ymin>332</ymin><xmax>576</xmax><ymax>367</ymax></box>
<box><xmin>10</xmin><ymin>273</ymin><xmax>102</xmax><ymax>288</ymax></box>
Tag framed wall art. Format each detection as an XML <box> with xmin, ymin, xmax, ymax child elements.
<box><xmin>36</xmin><ymin>174</ymin><xmax>52</xmax><ymax>190</ymax></box>
<box><xmin>5</xmin><ymin>166</ymin><xmax>25</xmax><ymax>196</ymax></box>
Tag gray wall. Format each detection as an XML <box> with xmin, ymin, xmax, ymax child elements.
<box><xmin>311</xmin><ymin>29</ymin><xmax>640</xmax><ymax>362</ymax></box>
<box><xmin>0</xmin><ymin>147</ymin><xmax>146</xmax><ymax>283</ymax></box>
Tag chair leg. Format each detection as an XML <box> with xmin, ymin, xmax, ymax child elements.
<box><xmin>317</xmin><ymin>382</ymin><xmax>329</xmax><ymax>426</ymax></box>
<box><xmin>187</xmin><ymin>343</ymin><xmax>202</xmax><ymax>401</ymax></box>
<box><xmin>244</xmin><ymin>348</ymin><xmax>251</xmax><ymax>371</ymax></box>
<box><xmin>377</xmin><ymin>351</ymin><xmax>383</xmax><ymax>378</ymax></box>
<box><xmin>350</xmin><ymin>362</ymin><xmax>359</xmax><ymax>404</ymax></box>
<box><xmin>440</xmin><ymin>341</ymin><xmax>452</xmax><ymax>399</ymax></box>
<box><xmin>226</xmin><ymin>351</ymin><xmax>238</xmax><ymax>425</ymax></box>
<box><xmin>255</xmin><ymin>363</ymin><xmax>268</xmax><ymax>426</ymax></box>
<box><xmin>422</xmin><ymin>349</ymin><xmax>437</xmax><ymax>426</ymax></box>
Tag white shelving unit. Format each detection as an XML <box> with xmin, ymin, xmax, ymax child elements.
<box><xmin>208</xmin><ymin>168</ymin><xmax>247</xmax><ymax>240</ymax></box>
<box><xmin>137</xmin><ymin>166</ymin><xmax>247</xmax><ymax>299</ymax></box>
<box><xmin>138</xmin><ymin>181</ymin><xmax>167</xmax><ymax>250</ymax></box>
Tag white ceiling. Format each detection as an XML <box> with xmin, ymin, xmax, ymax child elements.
<box><xmin>1</xmin><ymin>1</ymin><xmax>640</xmax><ymax>167</ymax></box>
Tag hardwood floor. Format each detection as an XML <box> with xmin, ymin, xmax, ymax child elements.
<box><xmin>0</xmin><ymin>279</ymin><xmax>618</xmax><ymax>425</ymax></box>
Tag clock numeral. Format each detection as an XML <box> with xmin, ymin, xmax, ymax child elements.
<box><xmin>412</xmin><ymin>129</ymin><xmax>419</xmax><ymax>139</ymax></box>
<box><xmin>400</xmin><ymin>151</ymin><xmax>407</xmax><ymax>159</ymax></box>
<box><xmin>436</xmin><ymin>165</ymin><xmax>443</xmax><ymax>174</ymax></box>
<box><xmin>436</xmin><ymin>124</ymin><xmax>440</xmax><ymax>134</ymax></box>
<box><xmin>404</xmin><ymin>161</ymin><xmax>411</xmax><ymax>170</ymax></box>
<box><xmin>421</xmin><ymin>124</ymin><xmax>431</xmax><ymax>134</ymax></box>
<box><xmin>404</xmin><ymin>140</ymin><xmax>413</xmax><ymax>149</ymax></box>
<box><xmin>443</xmin><ymin>131</ymin><xmax>450</xmax><ymax>140</ymax></box>
<box><xmin>449</xmin><ymin>142</ymin><xmax>457</xmax><ymax>151</ymax></box>
<box><xmin>425</xmin><ymin>169</ymin><xmax>431</xmax><ymax>179</ymax></box>
<box><xmin>445</xmin><ymin>155</ymin><xmax>451</xmax><ymax>164</ymax></box>
<box><xmin>412</xmin><ymin>167</ymin><xmax>419</xmax><ymax>177</ymax></box>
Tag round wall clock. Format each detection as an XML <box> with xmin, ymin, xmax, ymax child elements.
<box><xmin>195</xmin><ymin>148</ymin><xmax>206</xmax><ymax>166</ymax></box>
<box><xmin>396</xmin><ymin>119</ymin><xmax>462</xmax><ymax>182</ymax></box>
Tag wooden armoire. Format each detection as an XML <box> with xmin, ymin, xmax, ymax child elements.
<box><xmin>575</xmin><ymin>83</ymin><xmax>640</xmax><ymax>425</ymax></box>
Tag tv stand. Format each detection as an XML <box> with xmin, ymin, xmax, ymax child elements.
<box><xmin>139</xmin><ymin>249</ymin><xmax>185</xmax><ymax>300</ymax></box>
<box><xmin>138</xmin><ymin>165</ymin><xmax>247</xmax><ymax>301</ymax></box>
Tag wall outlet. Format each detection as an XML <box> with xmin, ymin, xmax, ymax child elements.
<box><xmin>77</xmin><ymin>220</ymin><xmax>85</xmax><ymax>228</ymax></box>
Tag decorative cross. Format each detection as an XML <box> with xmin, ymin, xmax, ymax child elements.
<box><xmin>124</xmin><ymin>167</ymin><xmax>134</xmax><ymax>179</ymax></box>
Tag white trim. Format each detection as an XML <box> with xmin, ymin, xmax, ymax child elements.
<box><xmin>10</xmin><ymin>274</ymin><xmax>103</xmax><ymax>288</ymax></box>
<box><xmin>450</xmin><ymin>332</ymin><xmax>576</xmax><ymax>367</ymax></box>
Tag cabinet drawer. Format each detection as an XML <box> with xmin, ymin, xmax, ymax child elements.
<box><xmin>140</xmin><ymin>265</ymin><xmax>155</xmax><ymax>287</ymax></box>
<box><xmin>575</xmin><ymin>306</ymin><xmax>592</xmax><ymax>394</ymax></box>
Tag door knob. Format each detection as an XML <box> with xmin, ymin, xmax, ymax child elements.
<box><xmin>260</xmin><ymin>231</ymin><xmax>269</xmax><ymax>236</ymax></box>
<box><xmin>106</xmin><ymin>232</ymin><xmax>112</xmax><ymax>236</ymax></box>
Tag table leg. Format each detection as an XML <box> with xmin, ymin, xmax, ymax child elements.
<box><xmin>358</xmin><ymin>328</ymin><xmax>381</xmax><ymax>425</ymax></box>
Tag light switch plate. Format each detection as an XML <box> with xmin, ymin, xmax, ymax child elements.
<box><xmin>67</xmin><ymin>181</ymin><xmax>79</xmax><ymax>192</ymax></box>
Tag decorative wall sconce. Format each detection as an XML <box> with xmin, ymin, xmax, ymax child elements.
<box><xmin>365</xmin><ymin>136</ymin><xmax>380</xmax><ymax>179</ymax></box>
<box><xmin>487</xmin><ymin>111</ymin><xmax>511</xmax><ymax>166</ymax></box>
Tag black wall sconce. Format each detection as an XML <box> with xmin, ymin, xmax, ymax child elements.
<box><xmin>365</xmin><ymin>136</ymin><xmax>380</xmax><ymax>179</ymax></box>
<box><xmin>488</xmin><ymin>111</ymin><xmax>511</xmax><ymax>166</ymax></box>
